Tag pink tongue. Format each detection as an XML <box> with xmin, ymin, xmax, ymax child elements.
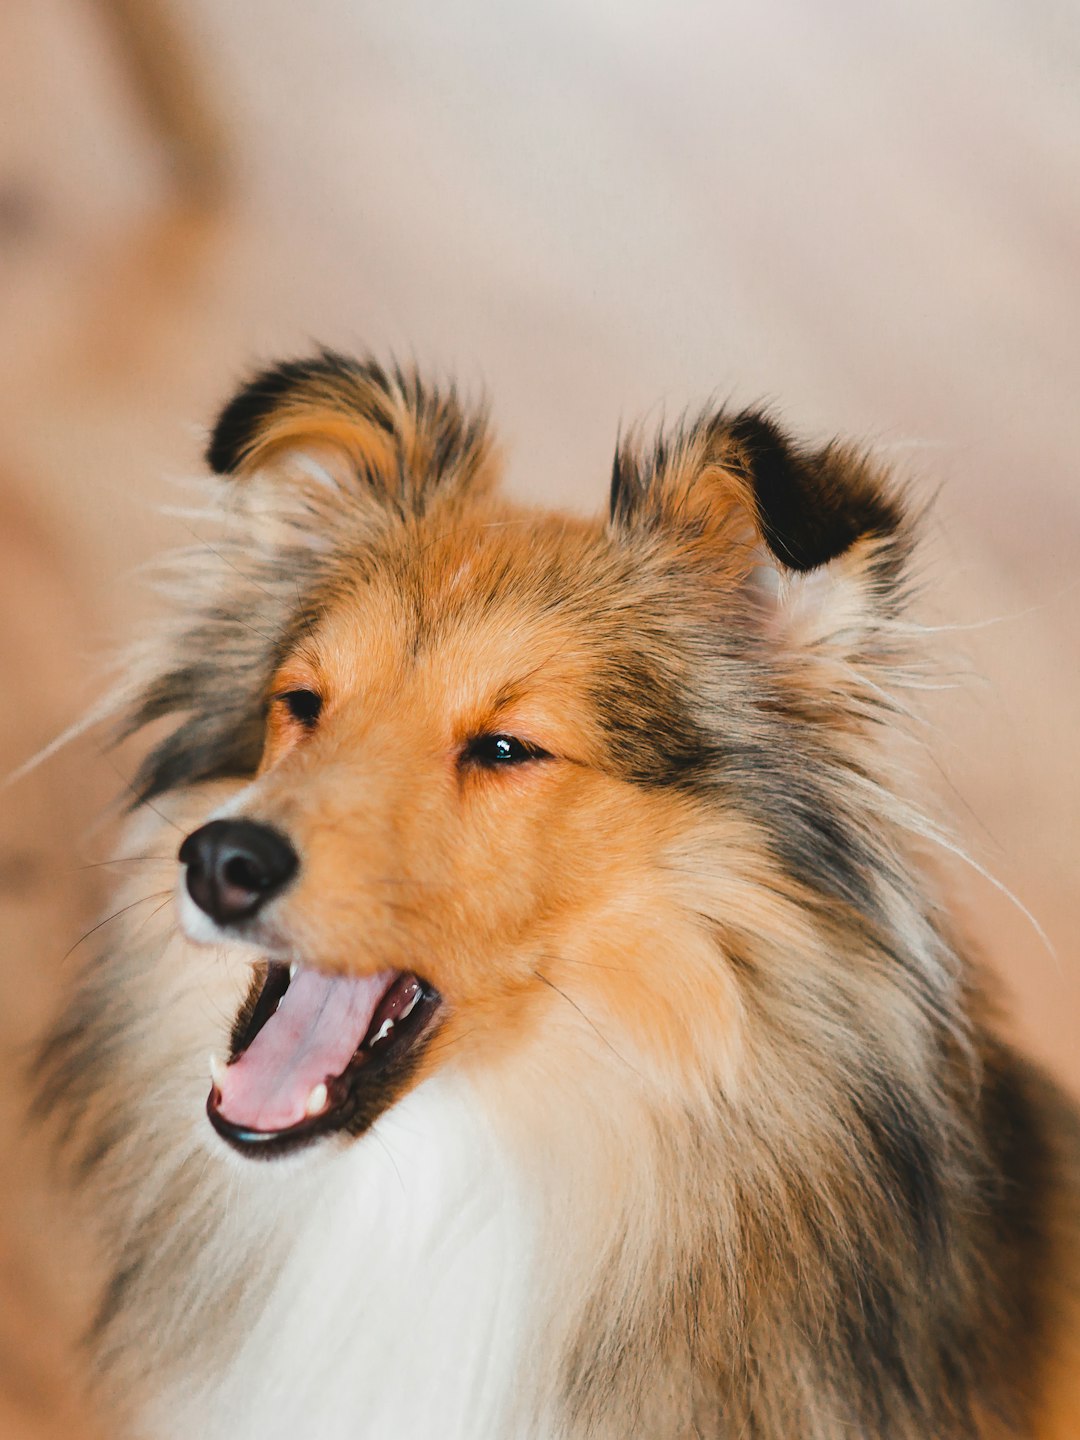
<box><xmin>216</xmin><ymin>967</ymin><xmax>394</xmax><ymax>1132</ymax></box>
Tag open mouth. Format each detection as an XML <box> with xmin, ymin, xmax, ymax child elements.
<box><xmin>207</xmin><ymin>963</ymin><xmax>442</xmax><ymax>1158</ymax></box>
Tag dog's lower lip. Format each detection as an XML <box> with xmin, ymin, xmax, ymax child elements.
<box><xmin>207</xmin><ymin>963</ymin><xmax>442</xmax><ymax>1158</ymax></box>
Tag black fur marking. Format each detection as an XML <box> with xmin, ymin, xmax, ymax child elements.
<box><xmin>608</xmin><ymin>433</ymin><xmax>669</xmax><ymax>529</ymax></box>
<box><xmin>608</xmin><ymin>445</ymin><xmax>637</xmax><ymax>525</ymax></box>
<box><xmin>853</xmin><ymin>1080</ymin><xmax>949</xmax><ymax>1259</ymax></box>
<box><xmin>207</xmin><ymin>351</ymin><xmax>395</xmax><ymax>476</ymax></box>
<box><xmin>590</xmin><ymin>650</ymin><xmax>723</xmax><ymax>790</ymax></box>
<box><xmin>745</xmin><ymin>763</ymin><xmax>888</xmax><ymax>919</ymax></box>
<box><xmin>130</xmin><ymin>710</ymin><xmax>264</xmax><ymax>804</ymax></box>
<box><xmin>973</xmin><ymin>1050</ymin><xmax>1060</xmax><ymax>1425</ymax></box>
<box><xmin>610</xmin><ymin>405</ymin><xmax>905</xmax><ymax>574</ymax></box>
<box><xmin>723</xmin><ymin>411</ymin><xmax>901</xmax><ymax>572</ymax></box>
<box><xmin>206</xmin><ymin>349</ymin><xmax>491</xmax><ymax>515</ymax></box>
<box><xmin>832</xmin><ymin>1238</ymin><xmax>928</xmax><ymax>1432</ymax></box>
<box><xmin>118</xmin><ymin>583</ymin><xmax>321</xmax><ymax>805</ymax></box>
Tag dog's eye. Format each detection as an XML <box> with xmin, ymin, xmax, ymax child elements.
<box><xmin>461</xmin><ymin>734</ymin><xmax>550</xmax><ymax>767</ymax></box>
<box><xmin>275</xmin><ymin>689</ymin><xmax>323</xmax><ymax>728</ymax></box>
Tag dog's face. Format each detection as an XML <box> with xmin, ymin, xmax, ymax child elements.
<box><xmin>182</xmin><ymin>511</ymin><xmax>713</xmax><ymax>1152</ymax></box>
<box><xmin>149</xmin><ymin>355</ymin><xmax>909</xmax><ymax>1159</ymax></box>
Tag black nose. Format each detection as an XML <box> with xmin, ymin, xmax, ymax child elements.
<box><xmin>178</xmin><ymin>820</ymin><xmax>298</xmax><ymax>927</ymax></box>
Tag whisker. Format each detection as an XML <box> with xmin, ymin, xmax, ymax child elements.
<box><xmin>556</xmin><ymin>956</ymin><xmax>624</xmax><ymax>973</ymax></box>
<box><xmin>294</xmin><ymin>580</ymin><xmax>320</xmax><ymax>647</ymax></box>
<box><xmin>421</xmin><ymin>1025</ymin><xmax>477</xmax><ymax>1065</ymax></box>
<box><xmin>60</xmin><ymin>890</ymin><xmax>174</xmax><ymax>965</ymax></box>
<box><xmin>197</xmin><ymin>993</ymin><xmax>239</xmax><ymax>1034</ymax></box>
<box><xmin>130</xmin><ymin>896</ymin><xmax>176</xmax><ymax>943</ymax></box>
<box><xmin>907</xmin><ymin>817</ymin><xmax>1058</xmax><ymax>969</ymax></box>
<box><xmin>174</xmin><ymin>518</ymin><xmax>282</xmax><ymax>605</ymax></box>
<box><xmin>76</xmin><ymin>856</ymin><xmax>175</xmax><ymax>871</ymax></box>
<box><xmin>95</xmin><ymin>743</ymin><xmax>187</xmax><ymax>835</ymax></box>
<box><xmin>220</xmin><ymin>613</ymin><xmax>280</xmax><ymax>647</ymax></box>
<box><xmin>371</xmin><ymin>1129</ymin><xmax>407</xmax><ymax>1196</ymax></box>
<box><xmin>534</xmin><ymin>968</ymin><xmax>641</xmax><ymax>1078</ymax></box>
<box><xmin>370</xmin><ymin>876</ymin><xmax>450</xmax><ymax>891</ymax></box>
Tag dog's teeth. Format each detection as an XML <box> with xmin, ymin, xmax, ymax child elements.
<box><xmin>209</xmin><ymin>1055</ymin><xmax>227</xmax><ymax>1091</ymax></box>
<box><xmin>305</xmin><ymin>1082</ymin><xmax>328</xmax><ymax>1117</ymax></box>
<box><xmin>289</xmin><ymin>962</ymin><xmax>299</xmax><ymax>980</ymax></box>
<box><xmin>398</xmin><ymin>986</ymin><xmax>422</xmax><ymax>1022</ymax></box>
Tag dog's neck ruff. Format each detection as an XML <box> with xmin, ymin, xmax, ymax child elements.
<box><xmin>147</xmin><ymin>1077</ymin><xmax>540</xmax><ymax>1440</ymax></box>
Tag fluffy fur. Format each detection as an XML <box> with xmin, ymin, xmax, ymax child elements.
<box><xmin>40</xmin><ymin>352</ymin><xmax>1080</xmax><ymax>1438</ymax></box>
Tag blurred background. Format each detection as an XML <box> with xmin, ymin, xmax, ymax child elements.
<box><xmin>0</xmin><ymin>1</ymin><xmax>1077</xmax><ymax>1434</ymax></box>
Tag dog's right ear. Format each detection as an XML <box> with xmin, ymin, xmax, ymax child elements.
<box><xmin>206</xmin><ymin>350</ymin><xmax>496</xmax><ymax>510</ymax></box>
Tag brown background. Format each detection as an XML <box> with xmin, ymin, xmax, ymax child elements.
<box><xmin>1</xmin><ymin>2</ymin><xmax>1077</xmax><ymax>1435</ymax></box>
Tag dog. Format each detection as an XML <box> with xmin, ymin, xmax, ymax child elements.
<box><xmin>40</xmin><ymin>352</ymin><xmax>1080</xmax><ymax>1438</ymax></box>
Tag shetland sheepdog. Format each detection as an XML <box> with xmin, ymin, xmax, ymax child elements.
<box><xmin>41</xmin><ymin>352</ymin><xmax>1080</xmax><ymax>1439</ymax></box>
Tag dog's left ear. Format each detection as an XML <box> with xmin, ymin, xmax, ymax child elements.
<box><xmin>206</xmin><ymin>350</ymin><xmax>496</xmax><ymax>510</ymax></box>
<box><xmin>610</xmin><ymin>408</ymin><xmax>913</xmax><ymax>645</ymax></box>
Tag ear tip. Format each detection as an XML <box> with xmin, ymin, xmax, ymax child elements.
<box><xmin>206</xmin><ymin>358</ymin><xmax>307</xmax><ymax>475</ymax></box>
<box><xmin>725</xmin><ymin>407</ymin><xmax>905</xmax><ymax>572</ymax></box>
<box><xmin>203</xmin><ymin>351</ymin><xmax>496</xmax><ymax>510</ymax></box>
<box><xmin>610</xmin><ymin>400</ymin><xmax>908</xmax><ymax>576</ymax></box>
<box><xmin>205</xmin><ymin>351</ymin><xmax>367</xmax><ymax>476</ymax></box>
<box><xmin>204</xmin><ymin>412</ymin><xmax>245</xmax><ymax>476</ymax></box>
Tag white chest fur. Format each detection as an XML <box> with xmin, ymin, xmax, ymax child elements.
<box><xmin>144</xmin><ymin>1078</ymin><xmax>541</xmax><ymax>1440</ymax></box>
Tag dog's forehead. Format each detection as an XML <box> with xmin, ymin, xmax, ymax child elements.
<box><xmin>419</xmin><ymin>508</ymin><xmax>606</xmax><ymax>597</ymax></box>
<box><xmin>303</xmin><ymin>506</ymin><xmax>678</xmax><ymax>703</ymax></box>
<box><xmin>336</xmin><ymin>508</ymin><xmax>624</xmax><ymax>633</ymax></box>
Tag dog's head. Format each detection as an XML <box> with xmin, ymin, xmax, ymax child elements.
<box><xmin>129</xmin><ymin>352</ymin><xmax>914</xmax><ymax>1158</ymax></box>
